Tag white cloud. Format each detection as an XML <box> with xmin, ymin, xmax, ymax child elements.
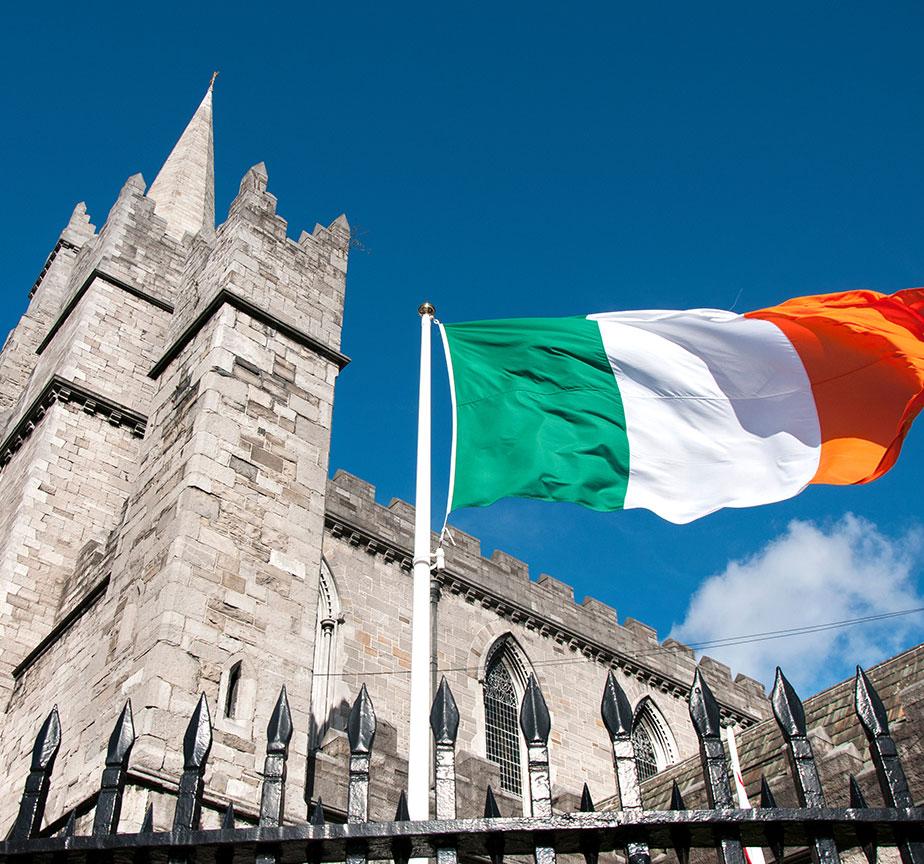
<box><xmin>670</xmin><ymin>514</ymin><xmax>924</xmax><ymax>696</ymax></box>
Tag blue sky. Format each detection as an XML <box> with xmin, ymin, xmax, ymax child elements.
<box><xmin>3</xmin><ymin>1</ymin><xmax>923</xmax><ymax>695</ymax></box>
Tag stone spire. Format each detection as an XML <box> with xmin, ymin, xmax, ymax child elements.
<box><xmin>147</xmin><ymin>80</ymin><xmax>215</xmax><ymax>240</ymax></box>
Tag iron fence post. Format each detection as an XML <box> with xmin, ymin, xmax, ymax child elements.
<box><xmin>521</xmin><ymin>674</ymin><xmax>556</xmax><ymax>864</ymax></box>
<box><xmin>347</xmin><ymin>684</ymin><xmax>376</xmax><ymax>864</ymax></box>
<box><xmin>601</xmin><ymin>670</ymin><xmax>652</xmax><ymax>864</ymax></box>
<box><xmin>689</xmin><ymin>669</ymin><xmax>746</xmax><ymax>864</ymax></box>
<box><xmin>431</xmin><ymin>676</ymin><xmax>460</xmax><ymax>864</ymax></box>
<box><xmin>855</xmin><ymin>667</ymin><xmax>924</xmax><ymax>864</ymax></box>
<box><xmin>92</xmin><ymin>700</ymin><xmax>135</xmax><ymax>837</ymax></box>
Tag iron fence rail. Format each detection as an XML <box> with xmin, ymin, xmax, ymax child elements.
<box><xmin>1</xmin><ymin>665</ymin><xmax>921</xmax><ymax>864</ymax></box>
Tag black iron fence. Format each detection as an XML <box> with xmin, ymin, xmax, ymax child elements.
<box><xmin>1</xmin><ymin>666</ymin><xmax>921</xmax><ymax>864</ymax></box>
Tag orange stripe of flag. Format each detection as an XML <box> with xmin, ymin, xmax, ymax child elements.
<box><xmin>746</xmin><ymin>289</ymin><xmax>924</xmax><ymax>485</ymax></box>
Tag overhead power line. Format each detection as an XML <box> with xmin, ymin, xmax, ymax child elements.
<box><xmin>682</xmin><ymin>606</ymin><xmax>924</xmax><ymax>651</ymax></box>
<box><xmin>309</xmin><ymin>605</ymin><xmax>924</xmax><ymax>679</ymax></box>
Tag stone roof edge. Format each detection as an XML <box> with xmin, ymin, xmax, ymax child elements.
<box><xmin>37</xmin><ymin>268</ymin><xmax>175</xmax><ymax>356</ymax></box>
<box><xmin>324</xmin><ymin>470</ymin><xmax>769</xmax><ymax>724</ymax></box>
<box><xmin>29</xmin><ymin>238</ymin><xmax>80</xmax><ymax>299</ymax></box>
<box><xmin>0</xmin><ymin>374</ymin><xmax>147</xmax><ymax>472</ymax></box>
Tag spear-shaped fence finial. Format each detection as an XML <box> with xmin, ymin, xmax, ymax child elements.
<box><xmin>519</xmin><ymin>673</ymin><xmax>550</xmax><ymax>744</ymax></box>
<box><xmin>348</xmin><ymin>684</ymin><xmax>376</xmax><ymax>755</ymax></box>
<box><xmin>221</xmin><ymin>802</ymin><xmax>236</xmax><ymax>830</ymax></box>
<box><xmin>430</xmin><ymin>676</ymin><xmax>460</xmax><ymax>744</ymax></box>
<box><xmin>601</xmin><ymin>670</ymin><xmax>633</xmax><ymax>739</ymax></box>
<box><xmin>93</xmin><ymin>700</ymin><xmax>135</xmax><ymax>836</ymax></box>
<box><xmin>347</xmin><ymin>684</ymin><xmax>376</xmax><ymax>831</ymax></box>
<box><xmin>173</xmin><ymin>693</ymin><xmax>213</xmax><ymax>833</ymax></box>
<box><xmin>849</xmin><ymin>776</ymin><xmax>877</xmax><ymax>864</ymax></box>
<box><xmin>770</xmin><ymin>668</ymin><xmax>807</xmax><ymax>741</ymax></box>
<box><xmin>140</xmin><ymin>803</ymin><xmax>154</xmax><ymax>833</ymax></box>
<box><xmin>259</xmin><ymin>686</ymin><xmax>294</xmax><ymax>828</ymax></box>
<box><xmin>12</xmin><ymin>706</ymin><xmax>62</xmax><ymax>840</ymax></box>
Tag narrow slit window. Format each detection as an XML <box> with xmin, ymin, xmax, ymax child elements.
<box><xmin>225</xmin><ymin>661</ymin><xmax>242</xmax><ymax>719</ymax></box>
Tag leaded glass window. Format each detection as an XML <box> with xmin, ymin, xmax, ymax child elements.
<box><xmin>484</xmin><ymin>659</ymin><xmax>522</xmax><ymax>796</ymax></box>
<box><xmin>632</xmin><ymin>722</ymin><xmax>658</xmax><ymax>781</ymax></box>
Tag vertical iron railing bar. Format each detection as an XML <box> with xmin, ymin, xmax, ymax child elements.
<box><xmin>347</xmin><ymin>685</ymin><xmax>376</xmax><ymax>864</ymax></box>
<box><xmin>771</xmin><ymin>668</ymin><xmax>840</xmax><ymax>864</ymax></box>
<box><xmin>689</xmin><ymin>669</ymin><xmax>746</xmax><ymax>864</ymax></box>
<box><xmin>520</xmin><ymin>674</ymin><xmax>557</xmax><ymax>864</ymax></box>
<box><xmin>11</xmin><ymin>706</ymin><xmax>61</xmax><ymax>841</ymax></box>
<box><xmin>759</xmin><ymin>775</ymin><xmax>785</xmax><ymax>864</ymax></box>
<box><xmin>168</xmin><ymin>692</ymin><xmax>213</xmax><ymax>864</ymax></box>
<box><xmin>307</xmin><ymin>798</ymin><xmax>326</xmax><ymax>864</ymax></box>
<box><xmin>256</xmin><ymin>686</ymin><xmax>294</xmax><ymax>864</ymax></box>
<box><xmin>854</xmin><ymin>667</ymin><xmax>923</xmax><ymax>864</ymax></box>
<box><xmin>484</xmin><ymin>786</ymin><xmax>505</xmax><ymax>864</ymax></box>
<box><xmin>849</xmin><ymin>776</ymin><xmax>877</xmax><ymax>864</ymax></box>
<box><xmin>92</xmin><ymin>700</ymin><xmax>135</xmax><ymax>837</ymax></box>
<box><xmin>392</xmin><ymin>791</ymin><xmax>413</xmax><ymax>864</ymax></box>
<box><xmin>601</xmin><ymin>670</ymin><xmax>653</xmax><ymax>864</ymax></box>
<box><xmin>430</xmin><ymin>677</ymin><xmax>460</xmax><ymax>864</ymax></box>
<box><xmin>578</xmin><ymin>783</ymin><xmax>601</xmax><ymax>864</ymax></box>
<box><xmin>259</xmin><ymin>686</ymin><xmax>293</xmax><ymax>827</ymax></box>
<box><xmin>669</xmin><ymin>780</ymin><xmax>691</xmax><ymax>864</ymax></box>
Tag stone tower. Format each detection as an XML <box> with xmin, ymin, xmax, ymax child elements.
<box><xmin>0</xmin><ymin>83</ymin><xmax>351</xmax><ymax>828</ymax></box>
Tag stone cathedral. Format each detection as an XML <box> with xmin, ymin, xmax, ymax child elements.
<box><xmin>3</xmin><ymin>83</ymin><xmax>860</xmax><ymax>835</ymax></box>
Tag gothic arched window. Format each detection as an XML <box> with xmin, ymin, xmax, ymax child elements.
<box><xmin>631</xmin><ymin>721</ymin><xmax>659</xmax><ymax>781</ymax></box>
<box><xmin>484</xmin><ymin>657</ymin><xmax>522</xmax><ymax>796</ymax></box>
<box><xmin>483</xmin><ymin>634</ymin><xmax>533</xmax><ymax>800</ymax></box>
<box><xmin>309</xmin><ymin>557</ymin><xmax>343</xmax><ymax>749</ymax></box>
<box><xmin>631</xmin><ymin>698</ymin><xmax>677</xmax><ymax>782</ymax></box>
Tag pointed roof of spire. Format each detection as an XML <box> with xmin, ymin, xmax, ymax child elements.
<box><xmin>147</xmin><ymin>80</ymin><xmax>216</xmax><ymax>240</ymax></box>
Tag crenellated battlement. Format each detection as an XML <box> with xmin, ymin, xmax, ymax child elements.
<box><xmin>324</xmin><ymin>470</ymin><xmax>769</xmax><ymax>725</ymax></box>
<box><xmin>152</xmin><ymin>163</ymin><xmax>349</xmax><ymax>382</ymax></box>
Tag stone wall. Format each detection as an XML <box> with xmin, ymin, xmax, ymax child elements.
<box><xmin>320</xmin><ymin>469</ymin><xmax>770</xmax><ymax>815</ymax></box>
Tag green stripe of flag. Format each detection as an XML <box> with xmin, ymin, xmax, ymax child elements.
<box><xmin>442</xmin><ymin>316</ymin><xmax>630</xmax><ymax>511</ymax></box>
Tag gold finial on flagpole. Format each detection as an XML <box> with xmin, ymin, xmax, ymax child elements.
<box><xmin>418</xmin><ymin>302</ymin><xmax>435</xmax><ymax>317</ymax></box>
<box><xmin>209</xmin><ymin>70</ymin><xmax>219</xmax><ymax>90</ymax></box>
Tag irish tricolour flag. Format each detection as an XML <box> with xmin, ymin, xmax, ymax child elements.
<box><xmin>439</xmin><ymin>289</ymin><xmax>924</xmax><ymax>524</ymax></box>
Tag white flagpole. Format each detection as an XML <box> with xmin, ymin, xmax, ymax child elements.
<box><xmin>725</xmin><ymin>724</ymin><xmax>766</xmax><ymax>864</ymax></box>
<box><xmin>408</xmin><ymin>302</ymin><xmax>435</xmax><ymax>819</ymax></box>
